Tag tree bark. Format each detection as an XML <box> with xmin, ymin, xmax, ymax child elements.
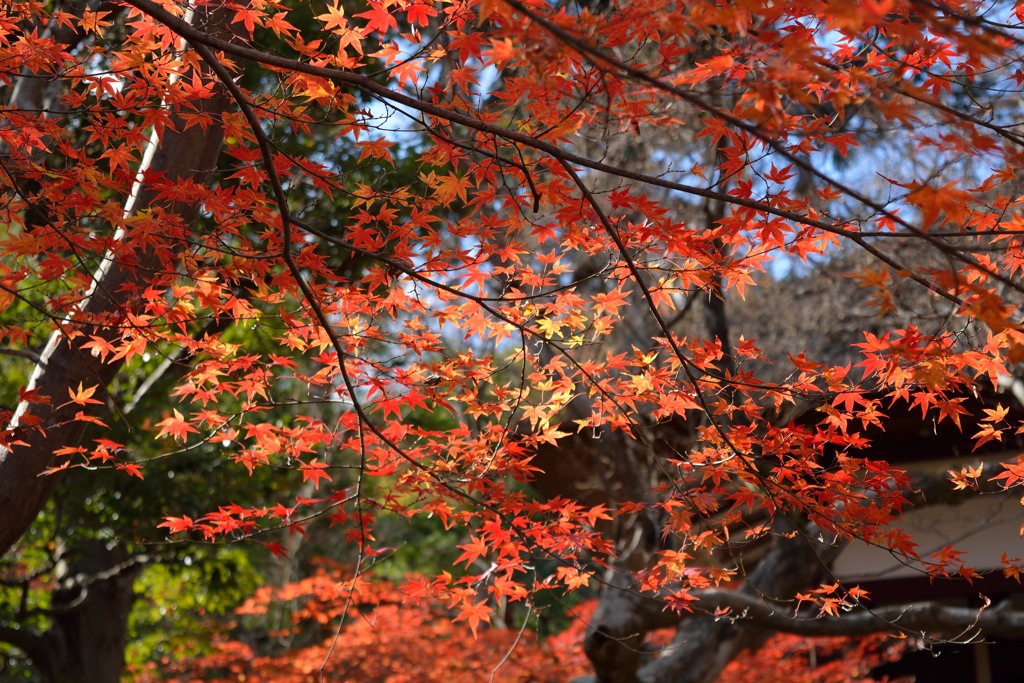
<box><xmin>40</xmin><ymin>541</ymin><xmax>143</xmax><ymax>683</ymax></box>
<box><xmin>577</xmin><ymin>461</ymin><xmax>1024</xmax><ymax>683</ymax></box>
<box><xmin>0</xmin><ymin>5</ymin><xmax>232</xmax><ymax>556</ymax></box>
<box><xmin>578</xmin><ymin>519</ymin><xmax>836</xmax><ymax>683</ymax></box>
<box><xmin>637</xmin><ymin>526</ymin><xmax>838</xmax><ymax>683</ymax></box>
<box><xmin>0</xmin><ymin>541</ymin><xmax>146</xmax><ymax>683</ymax></box>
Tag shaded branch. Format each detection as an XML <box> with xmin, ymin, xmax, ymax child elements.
<box><xmin>0</xmin><ymin>347</ymin><xmax>43</xmax><ymax>364</ymax></box>
<box><xmin>582</xmin><ymin>460</ymin><xmax>1022</xmax><ymax>683</ymax></box>
<box><xmin>35</xmin><ymin>553</ymin><xmax>153</xmax><ymax>619</ymax></box>
<box><xmin>0</xmin><ymin>6</ymin><xmax>234</xmax><ymax>556</ymax></box>
<box><xmin>0</xmin><ymin>625</ymin><xmax>50</xmax><ymax>671</ymax></box>
<box><xmin>688</xmin><ymin>590</ymin><xmax>1024</xmax><ymax>639</ymax></box>
<box><xmin>580</xmin><ymin>517</ymin><xmax>837</xmax><ymax>683</ymax></box>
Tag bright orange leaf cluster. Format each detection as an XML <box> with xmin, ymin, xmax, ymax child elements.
<box><xmin>134</xmin><ymin>562</ymin><xmax>589</xmax><ymax>682</ymax></box>
<box><xmin>5</xmin><ymin>0</ymin><xmax>1024</xmax><ymax>678</ymax></box>
<box><xmin>134</xmin><ymin>564</ymin><xmax>905</xmax><ymax>683</ymax></box>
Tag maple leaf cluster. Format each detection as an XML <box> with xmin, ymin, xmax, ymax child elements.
<box><xmin>134</xmin><ymin>562</ymin><xmax>905</xmax><ymax>683</ymax></box>
<box><xmin>133</xmin><ymin>560</ymin><xmax>589</xmax><ymax>683</ymax></box>
<box><xmin>4</xmin><ymin>0</ymin><xmax>1024</xmax><ymax>679</ymax></box>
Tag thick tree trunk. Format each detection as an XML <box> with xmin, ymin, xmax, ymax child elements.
<box><xmin>0</xmin><ymin>541</ymin><xmax>144</xmax><ymax>683</ymax></box>
<box><xmin>578</xmin><ymin>522</ymin><xmax>836</xmax><ymax>683</ymax></box>
<box><xmin>0</xmin><ymin>5</ymin><xmax>232</xmax><ymax>556</ymax></box>
<box><xmin>637</xmin><ymin>527</ymin><xmax>837</xmax><ymax>683</ymax></box>
<box><xmin>42</xmin><ymin>541</ymin><xmax>142</xmax><ymax>683</ymax></box>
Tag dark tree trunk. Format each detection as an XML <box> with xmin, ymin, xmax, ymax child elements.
<box><xmin>0</xmin><ymin>3</ymin><xmax>233</xmax><ymax>557</ymax></box>
<box><xmin>0</xmin><ymin>541</ymin><xmax>143</xmax><ymax>683</ymax></box>
<box><xmin>40</xmin><ymin>541</ymin><xmax>142</xmax><ymax>683</ymax></box>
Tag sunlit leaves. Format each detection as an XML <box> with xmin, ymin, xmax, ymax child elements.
<box><xmin>67</xmin><ymin>383</ymin><xmax>102</xmax><ymax>406</ymax></box>
<box><xmin>299</xmin><ymin>460</ymin><xmax>332</xmax><ymax>488</ymax></box>
<box><xmin>156</xmin><ymin>410</ymin><xmax>200</xmax><ymax>442</ymax></box>
<box><xmin>6</xmin><ymin>0</ymin><xmax>1024</xmax><ymax>677</ymax></box>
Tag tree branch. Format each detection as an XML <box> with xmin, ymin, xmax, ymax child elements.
<box><xmin>580</xmin><ymin>460</ymin><xmax>1022</xmax><ymax>683</ymax></box>
<box><xmin>687</xmin><ymin>590</ymin><xmax>1024</xmax><ymax>639</ymax></box>
<box><xmin>0</xmin><ymin>625</ymin><xmax>51</xmax><ymax>673</ymax></box>
<box><xmin>0</xmin><ymin>5</ymin><xmax>233</xmax><ymax>556</ymax></box>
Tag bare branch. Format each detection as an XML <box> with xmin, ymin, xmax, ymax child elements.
<box><xmin>687</xmin><ymin>590</ymin><xmax>1024</xmax><ymax>639</ymax></box>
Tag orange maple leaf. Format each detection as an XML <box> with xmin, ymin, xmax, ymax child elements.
<box><xmin>299</xmin><ymin>460</ymin><xmax>332</xmax><ymax>488</ymax></box>
<box><xmin>68</xmin><ymin>382</ymin><xmax>102</xmax><ymax>406</ymax></box>
<box><xmin>156</xmin><ymin>409</ymin><xmax>199</xmax><ymax>442</ymax></box>
<box><xmin>453</xmin><ymin>598</ymin><xmax>492</xmax><ymax>638</ymax></box>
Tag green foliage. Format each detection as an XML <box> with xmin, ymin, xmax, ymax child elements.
<box><xmin>127</xmin><ymin>547</ymin><xmax>262</xmax><ymax>671</ymax></box>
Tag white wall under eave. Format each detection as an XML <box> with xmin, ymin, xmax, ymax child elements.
<box><xmin>832</xmin><ymin>493</ymin><xmax>1024</xmax><ymax>582</ymax></box>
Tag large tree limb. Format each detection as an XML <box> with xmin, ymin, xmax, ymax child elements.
<box><xmin>0</xmin><ymin>542</ymin><xmax>153</xmax><ymax>681</ymax></box>
<box><xmin>0</xmin><ymin>6</ymin><xmax>233</xmax><ymax>556</ymax></box>
<box><xmin>579</xmin><ymin>460</ymin><xmax>1021</xmax><ymax>683</ymax></box>
<box><xmin>577</xmin><ymin>520</ymin><xmax>838</xmax><ymax>683</ymax></box>
<box><xmin>685</xmin><ymin>590</ymin><xmax>1024</xmax><ymax>639</ymax></box>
